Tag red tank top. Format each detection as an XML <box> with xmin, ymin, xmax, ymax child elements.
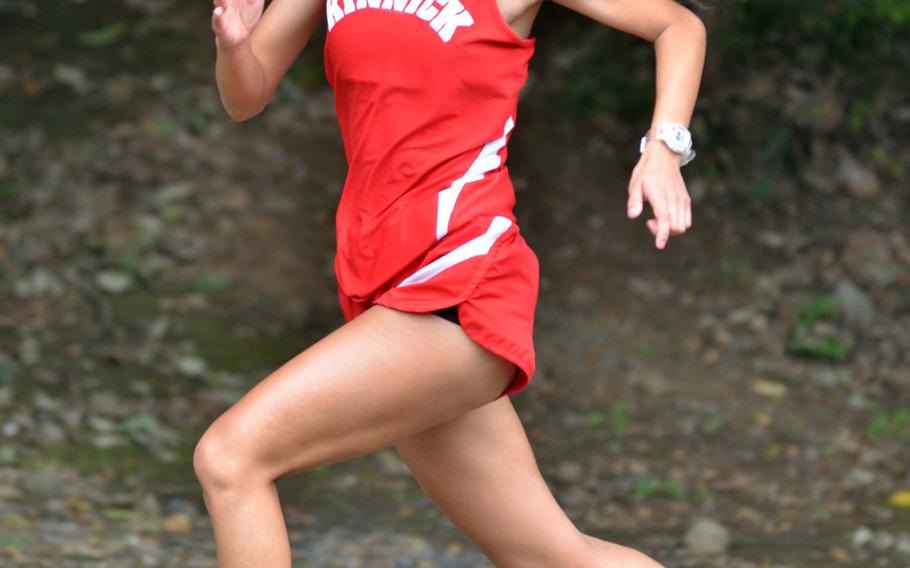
<box><xmin>323</xmin><ymin>0</ymin><xmax>536</xmax><ymax>311</ymax></box>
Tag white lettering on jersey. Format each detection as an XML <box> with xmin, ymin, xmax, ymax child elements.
<box><xmin>326</xmin><ymin>0</ymin><xmax>474</xmax><ymax>43</ymax></box>
<box><xmin>429</xmin><ymin>0</ymin><xmax>475</xmax><ymax>41</ymax></box>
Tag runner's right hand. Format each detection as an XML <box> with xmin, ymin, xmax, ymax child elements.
<box><xmin>212</xmin><ymin>0</ymin><xmax>265</xmax><ymax>51</ymax></box>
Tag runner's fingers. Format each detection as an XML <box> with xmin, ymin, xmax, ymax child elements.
<box><xmin>213</xmin><ymin>1</ymin><xmax>231</xmax><ymax>34</ymax></box>
<box><xmin>213</xmin><ymin>0</ymin><xmax>231</xmax><ymax>21</ymax></box>
<box><xmin>648</xmin><ymin>197</ymin><xmax>671</xmax><ymax>249</ymax></box>
<box><xmin>669</xmin><ymin>192</ymin><xmax>681</xmax><ymax>233</ymax></box>
<box><xmin>213</xmin><ymin>7</ymin><xmax>226</xmax><ymax>33</ymax></box>
<box><xmin>648</xmin><ymin>193</ymin><xmax>672</xmax><ymax>248</ymax></box>
<box><xmin>673</xmin><ymin>192</ymin><xmax>687</xmax><ymax>233</ymax></box>
<box><xmin>683</xmin><ymin>192</ymin><xmax>692</xmax><ymax>229</ymax></box>
<box><xmin>661</xmin><ymin>213</ymin><xmax>672</xmax><ymax>247</ymax></box>
<box><xmin>647</xmin><ymin>215</ymin><xmax>685</xmax><ymax>238</ymax></box>
<box><xmin>627</xmin><ymin>177</ymin><xmax>644</xmax><ymax>218</ymax></box>
<box><xmin>667</xmin><ymin>192</ymin><xmax>676</xmax><ymax>233</ymax></box>
<box><xmin>679</xmin><ymin>187</ymin><xmax>690</xmax><ymax>230</ymax></box>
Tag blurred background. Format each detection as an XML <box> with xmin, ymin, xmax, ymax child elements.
<box><xmin>1</xmin><ymin>0</ymin><xmax>908</xmax><ymax>566</ymax></box>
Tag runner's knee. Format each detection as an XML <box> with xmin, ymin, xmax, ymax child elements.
<box><xmin>193</xmin><ymin>420</ymin><xmax>273</xmax><ymax>492</ymax></box>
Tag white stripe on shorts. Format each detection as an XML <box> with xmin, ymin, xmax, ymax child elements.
<box><xmin>397</xmin><ymin>215</ymin><xmax>512</xmax><ymax>288</ymax></box>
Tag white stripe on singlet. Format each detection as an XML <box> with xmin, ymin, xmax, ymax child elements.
<box><xmin>435</xmin><ymin>115</ymin><xmax>515</xmax><ymax>241</ymax></box>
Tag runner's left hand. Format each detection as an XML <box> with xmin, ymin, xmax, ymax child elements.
<box><xmin>626</xmin><ymin>140</ymin><xmax>692</xmax><ymax>250</ymax></box>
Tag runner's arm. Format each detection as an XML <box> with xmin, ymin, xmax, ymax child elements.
<box><xmin>216</xmin><ymin>0</ymin><xmax>326</xmax><ymax>122</ymax></box>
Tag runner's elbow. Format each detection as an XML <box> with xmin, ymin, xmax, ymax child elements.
<box><xmin>223</xmin><ymin>99</ymin><xmax>268</xmax><ymax>123</ymax></box>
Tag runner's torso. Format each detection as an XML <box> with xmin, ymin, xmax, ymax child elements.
<box><xmin>323</xmin><ymin>0</ymin><xmax>538</xmax><ymax>301</ymax></box>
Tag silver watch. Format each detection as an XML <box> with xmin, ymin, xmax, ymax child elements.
<box><xmin>639</xmin><ymin>123</ymin><xmax>696</xmax><ymax>166</ymax></box>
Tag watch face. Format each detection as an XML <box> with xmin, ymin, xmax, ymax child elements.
<box><xmin>660</xmin><ymin>124</ymin><xmax>691</xmax><ymax>153</ymax></box>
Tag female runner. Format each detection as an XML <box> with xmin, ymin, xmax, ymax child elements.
<box><xmin>197</xmin><ymin>0</ymin><xmax>706</xmax><ymax>565</ymax></box>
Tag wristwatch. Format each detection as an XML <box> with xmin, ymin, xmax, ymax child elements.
<box><xmin>639</xmin><ymin>123</ymin><xmax>696</xmax><ymax>167</ymax></box>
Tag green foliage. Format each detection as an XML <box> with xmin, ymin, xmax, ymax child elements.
<box><xmin>631</xmin><ymin>476</ymin><xmax>686</xmax><ymax>500</ymax></box>
<box><xmin>857</xmin><ymin>0</ymin><xmax>910</xmax><ymax>26</ymax></box>
<box><xmin>795</xmin><ymin>296</ymin><xmax>841</xmax><ymax>327</ymax></box>
<box><xmin>870</xmin><ymin>146</ymin><xmax>906</xmax><ymax>180</ymax></box>
<box><xmin>866</xmin><ymin>406</ymin><xmax>910</xmax><ymax>440</ymax></box>
<box><xmin>810</xmin><ymin>504</ymin><xmax>831</xmax><ymax>521</ymax></box>
<box><xmin>786</xmin><ymin>330</ymin><xmax>849</xmax><ymax>360</ymax></box>
<box><xmin>704</xmin><ymin>0</ymin><xmax>910</xmax><ymax>170</ymax></box>
<box><xmin>848</xmin><ymin>100</ymin><xmax>873</xmax><ymax>132</ymax></box>
<box><xmin>0</xmin><ymin>363</ymin><xmax>15</xmax><ymax>387</ymax></box>
<box><xmin>752</xmin><ymin>178</ymin><xmax>773</xmax><ymax>200</ymax></box>
<box><xmin>3</xmin><ymin>513</ymin><xmax>30</xmax><ymax>530</ymax></box>
<box><xmin>77</xmin><ymin>22</ymin><xmax>128</xmax><ymax>48</ymax></box>
<box><xmin>101</xmin><ymin>507</ymin><xmax>138</xmax><ymax>522</ymax></box>
<box><xmin>277</xmin><ymin>75</ymin><xmax>307</xmax><ymax>103</ymax></box>
<box><xmin>610</xmin><ymin>401</ymin><xmax>628</xmax><ymax>435</ymax></box>
<box><xmin>588</xmin><ymin>403</ymin><xmax>628</xmax><ymax>435</ymax></box>
<box><xmin>639</xmin><ymin>340</ymin><xmax>656</xmax><ymax>359</ymax></box>
<box><xmin>0</xmin><ymin>178</ymin><xmax>21</xmax><ymax>201</ymax></box>
<box><xmin>185</xmin><ymin>272</ymin><xmax>235</xmax><ymax>294</ymax></box>
<box><xmin>0</xmin><ymin>535</ymin><xmax>29</xmax><ymax>550</ymax></box>
<box><xmin>587</xmin><ymin>411</ymin><xmax>605</xmax><ymax>427</ymax></box>
<box><xmin>720</xmin><ymin>0</ymin><xmax>910</xmax><ymax>68</ymax></box>
<box><xmin>691</xmin><ymin>485</ymin><xmax>714</xmax><ymax>505</ymax></box>
<box><xmin>288</xmin><ymin>60</ymin><xmax>327</xmax><ymax>90</ymax></box>
<box><xmin>704</xmin><ymin>414</ymin><xmax>725</xmax><ymax>432</ymax></box>
<box><xmin>756</xmin><ymin>124</ymin><xmax>797</xmax><ymax>173</ymax></box>
<box><xmin>785</xmin><ymin>296</ymin><xmax>850</xmax><ymax>360</ymax></box>
<box><xmin>720</xmin><ymin>257</ymin><xmax>749</xmax><ymax>290</ymax></box>
<box><xmin>558</xmin><ymin>33</ymin><xmax>654</xmax><ymax>119</ymax></box>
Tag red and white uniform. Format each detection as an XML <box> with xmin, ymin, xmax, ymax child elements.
<box><xmin>323</xmin><ymin>0</ymin><xmax>539</xmax><ymax>397</ymax></box>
